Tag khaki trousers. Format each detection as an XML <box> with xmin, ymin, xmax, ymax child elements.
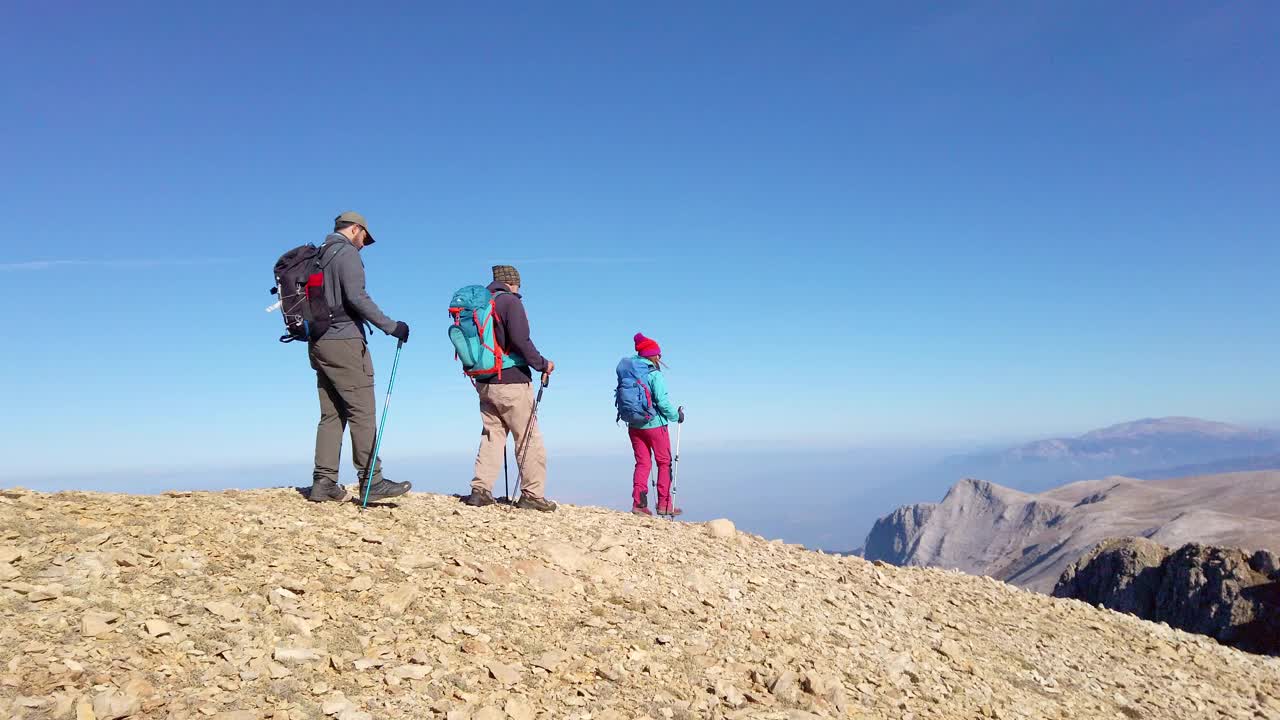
<box><xmin>472</xmin><ymin>383</ymin><xmax>547</xmax><ymax>499</ymax></box>
<box><xmin>310</xmin><ymin>338</ymin><xmax>383</xmax><ymax>485</ymax></box>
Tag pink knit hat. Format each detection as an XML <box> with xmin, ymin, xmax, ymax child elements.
<box><xmin>634</xmin><ymin>333</ymin><xmax>661</xmax><ymax>358</ymax></box>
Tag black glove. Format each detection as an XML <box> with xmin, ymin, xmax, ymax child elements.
<box><xmin>391</xmin><ymin>321</ymin><xmax>410</xmax><ymax>344</ymax></box>
<box><xmin>677</xmin><ymin>406</ymin><xmax>685</xmax><ymax>424</ymax></box>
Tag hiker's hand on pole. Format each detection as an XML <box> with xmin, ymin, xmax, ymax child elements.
<box><xmin>541</xmin><ymin>360</ymin><xmax>554</xmax><ymax>386</ymax></box>
<box><xmin>677</xmin><ymin>406</ymin><xmax>685</xmax><ymax>424</ymax></box>
<box><xmin>391</xmin><ymin>321</ymin><xmax>410</xmax><ymax>344</ymax></box>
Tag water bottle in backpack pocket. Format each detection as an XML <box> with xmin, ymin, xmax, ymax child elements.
<box><xmin>615</xmin><ymin>356</ymin><xmax>656</xmax><ymax>425</ymax></box>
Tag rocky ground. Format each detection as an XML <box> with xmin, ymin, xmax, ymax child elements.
<box><xmin>1</xmin><ymin>487</ymin><xmax>1278</xmax><ymax>720</ymax></box>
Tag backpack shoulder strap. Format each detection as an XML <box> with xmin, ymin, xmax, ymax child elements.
<box><xmin>637</xmin><ymin>366</ymin><xmax>655</xmax><ymax>413</ymax></box>
<box><xmin>314</xmin><ymin>240</ymin><xmax>365</xmax><ymax>330</ymax></box>
<box><xmin>489</xmin><ymin>289</ymin><xmax>511</xmax><ymax>325</ymax></box>
<box><xmin>318</xmin><ymin>240</ymin><xmax>350</xmax><ymax>270</ymax></box>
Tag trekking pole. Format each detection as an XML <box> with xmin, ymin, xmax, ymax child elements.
<box><xmin>503</xmin><ymin>445</ymin><xmax>510</xmax><ymax>502</ymax></box>
<box><xmin>511</xmin><ymin>375</ymin><xmax>549</xmax><ymax>502</ymax></box>
<box><xmin>670</xmin><ymin>406</ymin><xmax>684</xmax><ymax>518</ymax></box>
<box><xmin>361</xmin><ymin>339</ymin><xmax>404</xmax><ymax>509</ymax></box>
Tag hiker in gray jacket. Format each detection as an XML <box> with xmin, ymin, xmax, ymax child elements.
<box><xmin>306</xmin><ymin>211</ymin><xmax>412</xmax><ymax>504</ymax></box>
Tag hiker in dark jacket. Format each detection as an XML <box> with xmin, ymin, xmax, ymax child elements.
<box><xmin>306</xmin><ymin>211</ymin><xmax>412</xmax><ymax>504</ymax></box>
<box><xmin>462</xmin><ymin>265</ymin><xmax>558</xmax><ymax>511</ymax></box>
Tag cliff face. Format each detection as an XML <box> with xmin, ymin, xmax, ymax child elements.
<box><xmin>861</xmin><ymin>501</ymin><xmax>937</xmax><ymax>564</ymax></box>
<box><xmin>1054</xmin><ymin>537</ymin><xmax>1280</xmax><ymax>655</ymax></box>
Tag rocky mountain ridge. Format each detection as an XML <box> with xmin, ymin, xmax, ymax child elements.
<box><xmin>863</xmin><ymin>470</ymin><xmax>1280</xmax><ymax>592</ymax></box>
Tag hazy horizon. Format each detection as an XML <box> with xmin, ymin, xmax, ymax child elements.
<box><xmin>5</xmin><ymin>445</ymin><xmax>949</xmax><ymax>550</ymax></box>
<box><xmin>12</xmin><ymin>413</ymin><xmax>1280</xmax><ymax>551</ymax></box>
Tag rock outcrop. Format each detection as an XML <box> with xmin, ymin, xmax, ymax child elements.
<box><xmin>1054</xmin><ymin>537</ymin><xmax>1280</xmax><ymax>655</ymax></box>
<box><xmin>863</xmin><ymin>470</ymin><xmax>1280</xmax><ymax>592</ymax></box>
<box><xmin>863</xmin><ymin>479</ymin><xmax>1066</xmax><ymax>585</ymax></box>
<box><xmin>1</xmin><ymin>486</ymin><xmax>1278</xmax><ymax>719</ymax></box>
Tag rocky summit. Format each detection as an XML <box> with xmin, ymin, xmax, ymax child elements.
<box><xmin>1</xmin><ymin>487</ymin><xmax>1278</xmax><ymax>720</ymax></box>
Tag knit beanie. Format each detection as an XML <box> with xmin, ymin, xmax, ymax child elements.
<box><xmin>492</xmin><ymin>265</ymin><xmax>522</xmax><ymax>287</ymax></box>
<box><xmin>634</xmin><ymin>333</ymin><xmax>661</xmax><ymax>358</ymax></box>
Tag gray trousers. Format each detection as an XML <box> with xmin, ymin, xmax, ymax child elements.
<box><xmin>309</xmin><ymin>338</ymin><xmax>383</xmax><ymax>486</ymax></box>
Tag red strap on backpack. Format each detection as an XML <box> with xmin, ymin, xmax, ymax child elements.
<box><xmin>466</xmin><ymin>300</ymin><xmax>506</xmax><ymax>380</ymax></box>
<box><xmin>640</xmin><ymin>376</ymin><xmax>655</xmax><ymax>420</ymax></box>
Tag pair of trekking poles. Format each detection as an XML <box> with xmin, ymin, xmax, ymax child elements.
<box><xmin>503</xmin><ymin>376</ymin><xmax>549</xmax><ymax>504</ymax></box>
<box><xmin>359</xmin><ymin>340</ymin><xmax>550</xmax><ymax>509</ymax></box>
<box><xmin>659</xmin><ymin>407</ymin><xmax>684</xmax><ymax>517</ymax></box>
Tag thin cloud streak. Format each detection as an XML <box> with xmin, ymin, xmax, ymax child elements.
<box><xmin>0</xmin><ymin>258</ymin><xmax>240</xmax><ymax>271</ymax></box>
<box><xmin>509</xmin><ymin>256</ymin><xmax>661</xmax><ymax>265</ymax></box>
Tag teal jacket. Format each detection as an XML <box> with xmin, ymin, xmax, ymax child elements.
<box><xmin>636</xmin><ymin>357</ymin><xmax>680</xmax><ymax>430</ymax></box>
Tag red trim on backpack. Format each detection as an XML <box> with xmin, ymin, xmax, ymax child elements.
<box><xmin>491</xmin><ymin>302</ymin><xmax>504</xmax><ymax>380</ymax></box>
<box><xmin>464</xmin><ymin>300</ymin><xmax>507</xmax><ymax>380</ymax></box>
<box><xmin>453</xmin><ymin>307</ymin><xmax>468</xmax><ymax>363</ymax></box>
<box><xmin>640</xmin><ymin>378</ymin><xmax>655</xmax><ymax>421</ymax></box>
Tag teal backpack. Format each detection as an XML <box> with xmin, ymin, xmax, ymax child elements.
<box><xmin>447</xmin><ymin>285</ymin><xmax>527</xmax><ymax>380</ymax></box>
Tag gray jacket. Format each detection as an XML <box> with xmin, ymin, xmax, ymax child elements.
<box><xmin>315</xmin><ymin>233</ymin><xmax>397</xmax><ymax>341</ymax></box>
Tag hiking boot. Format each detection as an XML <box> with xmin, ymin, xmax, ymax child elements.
<box><xmin>307</xmin><ymin>480</ymin><xmax>347</xmax><ymax>503</ymax></box>
<box><xmin>463</xmin><ymin>488</ymin><xmax>496</xmax><ymax>507</ymax></box>
<box><xmin>632</xmin><ymin>505</ymin><xmax>653</xmax><ymax>516</ymax></box>
<box><xmin>656</xmin><ymin>503</ymin><xmax>683</xmax><ymax>517</ymax></box>
<box><xmin>516</xmin><ymin>494</ymin><xmax>558</xmax><ymax>512</ymax></box>
<box><xmin>356</xmin><ymin>478</ymin><xmax>411</xmax><ymax>503</ymax></box>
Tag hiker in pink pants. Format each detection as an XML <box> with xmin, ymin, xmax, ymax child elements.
<box><xmin>615</xmin><ymin>333</ymin><xmax>683</xmax><ymax>516</ymax></box>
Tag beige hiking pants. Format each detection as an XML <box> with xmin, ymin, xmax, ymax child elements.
<box><xmin>472</xmin><ymin>383</ymin><xmax>547</xmax><ymax>500</ymax></box>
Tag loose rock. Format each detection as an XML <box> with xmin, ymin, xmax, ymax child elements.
<box><xmin>706</xmin><ymin>519</ymin><xmax>736</xmax><ymax>539</ymax></box>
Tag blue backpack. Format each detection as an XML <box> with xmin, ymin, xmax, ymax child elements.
<box><xmin>448</xmin><ymin>285</ymin><xmax>526</xmax><ymax>380</ymax></box>
<box><xmin>615</xmin><ymin>356</ymin><xmax>656</xmax><ymax>426</ymax></box>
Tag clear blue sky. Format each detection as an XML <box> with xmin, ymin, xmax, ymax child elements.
<box><xmin>3</xmin><ymin>2</ymin><xmax>1277</xmax><ymax>482</ymax></box>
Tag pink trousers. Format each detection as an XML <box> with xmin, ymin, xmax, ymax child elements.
<box><xmin>629</xmin><ymin>425</ymin><xmax>672</xmax><ymax>507</ymax></box>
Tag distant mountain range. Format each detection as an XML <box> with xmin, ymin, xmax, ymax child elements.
<box><xmin>863</xmin><ymin>470</ymin><xmax>1280</xmax><ymax>592</ymax></box>
<box><xmin>937</xmin><ymin>417</ymin><xmax>1280</xmax><ymax>492</ymax></box>
<box><xmin>828</xmin><ymin>416</ymin><xmax>1280</xmax><ymax>556</ymax></box>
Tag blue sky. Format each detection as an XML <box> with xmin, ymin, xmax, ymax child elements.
<box><xmin>2</xmin><ymin>2</ymin><xmax>1278</xmax><ymax>490</ymax></box>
